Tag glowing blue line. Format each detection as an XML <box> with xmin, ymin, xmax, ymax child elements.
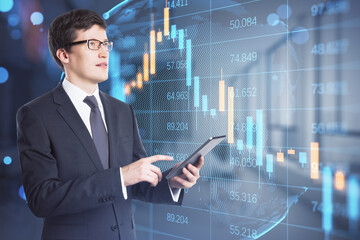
<box><xmin>255</xmin><ymin>212</ymin><xmax>288</xmax><ymax>239</ymax></box>
<box><xmin>102</xmin><ymin>0</ymin><xmax>130</xmax><ymax>20</ymax></box>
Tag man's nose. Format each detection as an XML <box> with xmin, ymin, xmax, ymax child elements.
<box><xmin>98</xmin><ymin>44</ymin><xmax>108</xmax><ymax>57</ymax></box>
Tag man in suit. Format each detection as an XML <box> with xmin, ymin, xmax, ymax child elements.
<box><xmin>16</xmin><ymin>9</ymin><xmax>204</xmax><ymax>240</ymax></box>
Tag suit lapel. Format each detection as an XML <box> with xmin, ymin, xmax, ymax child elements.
<box><xmin>52</xmin><ymin>84</ymin><xmax>104</xmax><ymax>171</ymax></box>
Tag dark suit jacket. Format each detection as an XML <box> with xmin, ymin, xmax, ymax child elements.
<box><xmin>16</xmin><ymin>84</ymin><xmax>183</xmax><ymax>240</ymax></box>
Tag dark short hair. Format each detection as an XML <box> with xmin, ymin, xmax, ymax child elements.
<box><xmin>48</xmin><ymin>9</ymin><xmax>107</xmax><ymax>71</ymax></box>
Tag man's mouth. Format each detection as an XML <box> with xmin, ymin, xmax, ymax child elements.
<box><xmin>96</xmin><ymin>63</ymin><xmax>108</xmax><ymax>68</ymax></box>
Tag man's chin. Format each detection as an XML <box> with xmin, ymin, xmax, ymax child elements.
<box><xmin>92</xmin><ymin>76</ymin><xmax>108</xmax><ymax>84</ymax></box>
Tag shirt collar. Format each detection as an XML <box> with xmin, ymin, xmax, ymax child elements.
<box><xmin>62</xmin><ymin>78</ymin><xmax>103</xmax><ymax>108</ymax></box>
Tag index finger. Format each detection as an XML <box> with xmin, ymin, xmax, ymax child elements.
<box><xmin>145</xmin><ymin>155</ymin><xmax>174</xmax><ymax>163</ymax></box>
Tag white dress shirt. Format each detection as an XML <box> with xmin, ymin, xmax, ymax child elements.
<box><xmin>62</xmin><ymin>78</ymin><xmax>180</xmax><ymax>202</ymax></box>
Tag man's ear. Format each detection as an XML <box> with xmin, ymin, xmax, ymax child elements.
<box><xmin>56</xmin><ymin>48</ymin><xmax>70</xmax><ymax>64</ymax></box>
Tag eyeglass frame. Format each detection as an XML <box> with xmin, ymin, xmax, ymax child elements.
<box><xmin>67</xmin><ymin>39</ymin><xmax>113</xmax><ymax>52</ymax></box>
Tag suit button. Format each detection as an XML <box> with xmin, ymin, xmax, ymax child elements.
<box><xmin>111</xmin><ymin>224</ymin><xmax>118</xmax><ymax>231</ymax></box>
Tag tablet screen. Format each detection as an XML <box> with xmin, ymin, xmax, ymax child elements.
<box><xmin>166</xmin><ymin>135</ymin><xmax>226</xmax><ymax>180</ymax></box>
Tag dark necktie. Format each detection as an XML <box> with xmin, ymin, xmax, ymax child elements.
<box><xmin>83</xmin><ymin>95</ymin><xmax>109</xmax><ymax>169</ymax></box>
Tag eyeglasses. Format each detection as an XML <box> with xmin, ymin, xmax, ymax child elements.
<box><xmin>68</xmin><ymin>39</ymin><xmax>113</xmax><ymax>52</ymax></box>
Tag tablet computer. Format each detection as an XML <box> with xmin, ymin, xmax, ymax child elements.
<box><xmin>166</xmin><ymin>135</ymin><xmax>226</xmax><ymax>180</ymax></box>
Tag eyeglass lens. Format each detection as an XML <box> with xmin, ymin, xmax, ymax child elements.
<box><xmin>88</xmin><ymin>40</ymin><xmax>113</xmax><ymax>52</ymax></box>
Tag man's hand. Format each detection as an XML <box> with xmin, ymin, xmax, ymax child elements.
<box><xmin>122</xmin><ymin>155</ymin><xmax>173</xmax><ymax>187</ymax></box>
<box><xmin>169</xmin><ymin>156</ymin><xmax>204</xmax><ymax>189</ymax></box>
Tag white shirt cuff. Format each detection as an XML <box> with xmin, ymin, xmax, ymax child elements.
<box><xmin>119</xmin><ymin>167</ymin><xmax>128</xmax><ymax>200</ymax></box>
<box><xmin>168</xmin><ymin>182</ymin><xmax>181</xmax><ymax>202</ymax></box>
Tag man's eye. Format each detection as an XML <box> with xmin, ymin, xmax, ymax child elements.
<box><xmin>89</xmin><ymin>41</ymin><xmax>100</xmax><ymax>48</ymax></box>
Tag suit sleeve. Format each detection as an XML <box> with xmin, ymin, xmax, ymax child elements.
<box><xmin>128</xmin><ymin>106</ymin><xmax>184</xmax><ymax>205</ymax></box>
<box><xmin>17</xmin><ymin>105</ymin><xmax>125</xmax><ymax>218</ymax></box>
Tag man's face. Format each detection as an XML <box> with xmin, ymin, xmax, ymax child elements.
<box><xmin>66</xmin><ymin>24</ymin><xmax>109</xmax><ymax>84</ymax></box>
